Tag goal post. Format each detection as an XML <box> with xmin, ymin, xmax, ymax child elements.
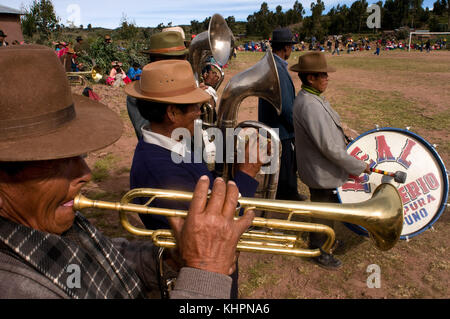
<box><xmin>408</xmin><ymin>31</ymin><xmax>450</xmax><ymax>51</ymax></box>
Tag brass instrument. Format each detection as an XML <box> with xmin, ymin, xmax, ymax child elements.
<box><xmin>189</xmin><ymin>13</ymin><xmax>234</xmax><ymax>85</ymax></box>
<box><xmin>73</xmin><ymin>183</ymin><xmax>404</xmax><ymax>257</ymax></box>
<box><xmin>217</xmin><ymin>49</ymin><xmax>281</xmax><ymax>130</ymax></box>
<box><xmin>66</xmin><ymin>66</ymin><xmax>103</xmax><ymax>86</ymax></box>
<box><xmin>216</xmin><ymin>50</ymin><xmax>282</xmax><ymax>197</ymax></box>
<box><xmin>189</xmin><ymin>13</ymin><xmax>234</xmax><ymax>125</ymax></box>
<box><xmin>234</xmin><ymin>120</ymin><xmax>282</xmax><ymax>200</ymax></box>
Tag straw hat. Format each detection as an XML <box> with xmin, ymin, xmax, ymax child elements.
<box><xmin>124</xmin><ymin>60</ymin><xmax>210</xmax><ymax>104</ymax></box>
<box><xmin>289</xmin><ymin>52</ymin><xmax>336</xmax><ymax>73</ymax></box>
<box><xmin>142</xmin><ymin>31</ymin><xmax>188</xmax><ymax>56</ymax></box>
<box><xmin>0</xmin><ymin>45</ymin><xmax>122</xmax><ymax>161</ymax></box>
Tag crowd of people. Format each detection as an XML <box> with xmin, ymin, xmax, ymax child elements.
<box><xmin>236</xmin><ymin>33</ymin><xmax>448</xmax><ymax>57</ymax></box>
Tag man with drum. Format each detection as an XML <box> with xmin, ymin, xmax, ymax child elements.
<box><xmin>290</xmin><ymin>52</ymin><xmax>371</xmax><ymax>270</ymax></box>
<box><xmin>0</xmin><ymin>45</ymin><xmax>253</xmax><ymax>298</ymax></box>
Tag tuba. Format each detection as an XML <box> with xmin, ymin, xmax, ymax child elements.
<box><xmin>215</xmin><ymin>50</ymin><xmax>282</xmax><ymax>200</ymax></box>
<box><xmin>189</xmin><ymin>13</ymin><xmax>234</xmax><ymax>125</ymax></box>
<box><xmin>189</xmin><ymin>13</ymin><xmax>234</xmax><ymax>84</ymax></box>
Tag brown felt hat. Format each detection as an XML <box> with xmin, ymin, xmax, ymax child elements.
<box><xmin>0</xmin><ymin>45</ymin><xmax>123</xmax><ymax>162</ymax></box>
<box><xmin>124</xmin><ymin>59</ymin><xmax>210</xmax><ymax>104</ymax></box>
<box><xmin>289</xmin><ymin>52</ymin><xmax>336</xmax><ymax>73</ymax></box>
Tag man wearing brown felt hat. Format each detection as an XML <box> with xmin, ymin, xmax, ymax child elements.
<box><xmin>0</xmin><ymin>45</ymin><xmax>252</xmax><ymax>299</ymax></box>
<box><xmin>290</xmin><ymin>52</ymin><xmax>371</xmax><ymax>270</ymax></box>
<box><xmin>127</xmin><ymin>30</ymin><xmax>189</xmax><ymax>140</ymax></box>
<box><xmin>125</xmin><ymin>59</ymin><xmax>264</xmax><ymax>298</ymax></box>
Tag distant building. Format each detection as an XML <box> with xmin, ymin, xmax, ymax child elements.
<box><xmin>0</xmin><ymin>5</ymin><xmax>24</xmax><ymax>44</ymax></box>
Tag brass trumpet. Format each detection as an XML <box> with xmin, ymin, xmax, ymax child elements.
<box><xmin>74</xmin><ymin>183</ymin><xmax>403</xmax><ymax>257</ymax></box>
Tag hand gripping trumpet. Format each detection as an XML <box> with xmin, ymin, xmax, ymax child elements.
<box><xmin>73</xmin><ymin>183</ymin><xmax>404</xmax><ymax>257</ymax></box>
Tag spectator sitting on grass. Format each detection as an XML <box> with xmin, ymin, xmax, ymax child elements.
<box><xmin>127</xmin><ymin>63</ymin><xmax>142</xmax><ymax>81</ymax></box>
<box><xmin>106</xmin><ymin>61</ymin><xmax>131</xmax><ymax>87</ymax></box>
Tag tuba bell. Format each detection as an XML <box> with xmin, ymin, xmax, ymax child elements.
<box><xmin>189</xmin><ymin>13</ymin><xmax>234</xmax><ymax>85</ymax></box>
<box><xmin>189</xmin><ymin>13</ymin><xmax>234</xmax><ymax>125</ymax></box>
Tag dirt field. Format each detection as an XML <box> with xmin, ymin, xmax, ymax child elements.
<box><xmin>73</xmin><ymin>49</ymin><xmax>450</xmax><ymax>299</ymax></box>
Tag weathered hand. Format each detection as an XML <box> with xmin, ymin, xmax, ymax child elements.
<box><xmin>169</xmin><ymin>176</ymin><xmax>254</xmax><ymax>275</ymax></box>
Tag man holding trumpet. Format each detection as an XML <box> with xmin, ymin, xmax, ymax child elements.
<box><xmin>0</xmin><ymin>45</ymin><xmax>253</xmax><ymax>299</ymax></box>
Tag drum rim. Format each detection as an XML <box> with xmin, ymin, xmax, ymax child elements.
<box><xmin>338</xmin><ymin>127</ymin><xmax>449</xmax><ymax>240</ymax></box>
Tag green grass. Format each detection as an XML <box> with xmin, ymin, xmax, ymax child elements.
<box><xmin>329</xmin><ymin>87</ymin><xmax>450</xmax><ymax>132</ymax></box>
<box><xmin>328</xmin><ymin>56</ymin><xmax>450</xmax><ymax>73</ymax></box>
<box><xmin>91</xmin><ymin>153</ymin><xmax>118</xmax><ymax>182</ymax></box>
<box><xmin>239</xmin><ymin>259</ymin><xmax>279</xmax><ymax>297</ymax></box>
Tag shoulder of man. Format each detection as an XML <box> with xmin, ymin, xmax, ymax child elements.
<box><xmin>0</xmin><ymin>249</ymin><xmax>68</xmax><ymax>299</ymax></box>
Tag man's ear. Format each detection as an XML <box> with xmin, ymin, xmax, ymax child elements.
<box><xmin>306</xmin><ymin>74</ymin><xmax>315</xmax><ymax>84</ymax></box>
<box><xmin>166</xmin><ymin>104</ymin><xmax>177</xmax><ymax>123</ymax></box>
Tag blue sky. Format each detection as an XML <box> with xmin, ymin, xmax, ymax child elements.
<box><xmin>4</xmin><ymin>0</ymin><xmax>437</xmax><ymax>29</ymax></box>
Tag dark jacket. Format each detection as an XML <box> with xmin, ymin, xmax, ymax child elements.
<box><xmin>130</xmin><ymin>140</ymin><xmax>259</xmax><ymax>230</ymax></box>
<box><xmin>258</xmin><ymin>53</ymin><xmax>296</xmax><ymax>140</ymax></box>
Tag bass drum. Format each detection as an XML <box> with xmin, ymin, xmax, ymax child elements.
<box><xmin>337</xmin><ymin>127</ymin><xmax>448</xmax><ymax>240</ymax></box>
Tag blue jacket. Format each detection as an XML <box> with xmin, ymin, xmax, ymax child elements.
<box><xmin>258</xmin><ymin>54</ymin><xmax>296</xmax><ymax>140</ymax></box>
<box><xmin>130</xmin><ymin>140</ymin><xmax>259</xmax><ymax>230</ymax></box>
<box><xmin>127</xmin><ymin>68</ymin><xmax>142</xmax><ymax>81</ymax></box>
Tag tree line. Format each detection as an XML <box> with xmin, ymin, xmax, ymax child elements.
<box><xmin>21</xmin><ymin>0</ymin><xmax>449</xmax><ymax>42</ymax></box>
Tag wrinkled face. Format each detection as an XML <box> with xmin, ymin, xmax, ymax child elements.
<box><xmin>308</xmin><ymin>72</ymin><xmax>329</xmax><ymax>93</ymax></box>
<box><xmin>0</xmin><ymin>156</ymin><xmax>91</xmax><ymax>234</ymax></box>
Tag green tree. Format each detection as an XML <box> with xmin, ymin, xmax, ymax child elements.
<box><xmin>246</xmin><ymin>2</ymin><xmax>274</xmax><ymax>37</ymax></box>
<box><xmin>225</xmin><ymin>16</ymin><xmax>238</xmax><ymax>34</ymax></box>
<box><xmin>117</xmin><ymin>14</ymin><xmax>139</xmax><ymax>40</ymax></box>
<box><xmin>190</xmin><ymin>20</ymin><xmax>203</xmax><ymax>34</ymax></box>
<box><xmin>21</xmin><ymin>0</ymin><xmax>59</xmax><ymax>37</ymax></box>
<box><xmin>285</xmin><ymin>0</ymin><xmax>305</xmax><ymax>25</ymax></box>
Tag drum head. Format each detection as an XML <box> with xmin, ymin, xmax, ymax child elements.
<box><xmin>337</xmin><ymin>128</ymin><xmax>448</xmax><ymax>239</ymax></box>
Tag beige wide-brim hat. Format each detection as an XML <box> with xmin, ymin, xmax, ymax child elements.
<box><xmin>124</xmin><ymin>60</ymin><xmax>210</xmax><ymax>104</ymax></box>
<box><xmin>289</xmin><ymin>52</ymin><xmax>336</xmax><ymax>73</ymax></box>
<box><xmin>0</xmin><ymin>45</ymin><xmax>122</xmax><ymax>161</ymax></box>
<box><xmin>142</xmin><ymin>31</ymin><xmax>188</xmax><ymax>56</ymax></box>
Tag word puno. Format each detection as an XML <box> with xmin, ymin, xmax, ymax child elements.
<box><xmin>170</xmin><ymin>120</ymin><xmax>280</xmax><ymax>175</ymax></box>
